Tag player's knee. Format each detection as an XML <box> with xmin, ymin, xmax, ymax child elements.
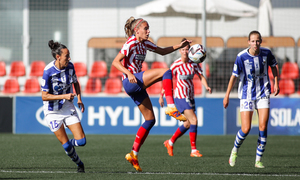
<box><xmin>77</xmin><ymin>137</ymin><xmax>86</xmax><ymax>146</ymax></box>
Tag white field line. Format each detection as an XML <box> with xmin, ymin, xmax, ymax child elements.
<box><xmin>1</xmin><ymin>170</ymin><xmax>300</xmax><ymax>177</ymax></box>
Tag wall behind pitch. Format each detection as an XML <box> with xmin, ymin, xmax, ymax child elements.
<box><xmin>226</xmin><ymin>98</ymin><xmax>300</xmax><ymax>135</ymax></box>
<box><xmin>0</xmin><ymin>97</ymin><xmax>13</xmax><ymax>133</ymax></box>
<box><xmin>14</xmin><ymin>96</ymin><xmax>224</xmax><ymax>135</ymax></box>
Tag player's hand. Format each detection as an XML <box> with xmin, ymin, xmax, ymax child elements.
<box><xmin>206</xmin><ymin>87</ymin><xmax>212</xmax><ymax>94</ymax></box>
<box><xmin>159</xmin><ymin>96</ymin><xmax>164</xmax><ymax>107</ymax></box>
<box><xmin>65</xmin><ymin>93</ymin><xmax>76</xmax><ymax>100</ymax></box>
<box><xmin>128</xmin><ymin>73</ymin><xmax>137</xmax><ymax>83</ymax></box>
<box><xmin>180</xmin><ymin>39</ymin><xmax>192</xmax><ymax>48</ymax></box>
<box><xmin>274</xmin><ymin>83</ymin><xmax>280</xmax><ymax>96</ymax></box>
<box><xmin>223</xmin><ymin>97</ymin><xmax>229</xmax><ymax>109</ymax></box>
<box><xmin>78</xmin><ymin>101</ymin><xmax>85</xmax><ymax>113</ymax></box>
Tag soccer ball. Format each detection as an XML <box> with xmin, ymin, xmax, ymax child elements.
<box><xmin>188</xmin><ymin>44</ymin><xmax>207</xmax><ymax>63</ymax></box>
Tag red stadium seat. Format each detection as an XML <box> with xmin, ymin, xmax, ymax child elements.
<box><xmin>84</xmin><ymin>78</ymin><xmax>102</xmax><ymax>94</ymax></box>
<box><xmin>147</xmin><ymin>81</ymin><xmax>162</xmax><ymax>95</ymax></box>
<box><xmin>151</xmin><ymin>61</ymin><xmax>168</xmax><ymax>69</ymax></box>
<box><xmin>89</xmin><ymin>61</ymin><xmax>107</xmax><ymax>78</ymax></box>
<box><xmin>0</xmin><ymin>61</ymin><xmax>6</xmax><ymax>76</ymax></box>
<box><xmin>109</xmin><ymin>65</ymin><xmax>123</xmax><ymax>78</ymax></box>
<box><xmin>29</xmin><ymin>61</ymin><xmax>45</xmax><ymax>77</ymax></box>
<box><xmin>193</xmin><ymin>76</ymin><xmax>202</xmax><ymax>95</ymax></box>
<box><xmin>141</xmin><ymin>61</ymin><xmax>149</xmax><ymax>71</ymax></box>
<box><xmin>104</xmin><ymin>77</ymin><xmax>122</xmax><ymax>94</ymax></box>
<box><xmin>280</xmin><ymin>62</ymin><xmax>299</xmax><ymax>80</ymax></box>
<box><xmin>279</xmin><ymin>79</ymin><xmax>295</xmax><ymax>96</ymax></box>
<box><xmin>23</xmin><ymin>78</ymin><xmax>40</xmax><ymax>93</ymax></box>
<box><xmin>73</xmin><ymin>62</ymin><xmax>87</xmax><ymax>77</ymax></box>
<box><xmin>3</xmin><ymin>78</ymin><xmax>20</xmax><ymax>94</ymax></box>
<box><xmin>9</xmin><ymin>61</ymin><xmax>26</xmax><ymax>77</ymax></box>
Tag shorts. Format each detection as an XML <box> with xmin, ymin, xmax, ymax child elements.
<box><xmin>175</xmin><ymin>98</ymin><xmax>195</xmax><ymax>114</ymax></box>
<box><xmin>123</xmin><ymin>71</ymin><xmax>148</xmax><ymax>106</ymax></box>
<box><xmin>240</xmin><ymin>97</ymin><xmax>270</xmax><ymax>112</ymax></box>
<box><xmin>44</xmin><ymin>100</ymin><xmax>80</xmax><ymax>132</ymax></box>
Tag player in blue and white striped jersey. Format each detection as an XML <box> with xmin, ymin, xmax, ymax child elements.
<box><xmin>41</xmin><ymin>40</ymin><xmax>86</xmax><ymax>173</ymax></box>
<box><xmin>223</xmin><ymin>31</ymin><xmax>280</xmax><ymax>168</ymax></box>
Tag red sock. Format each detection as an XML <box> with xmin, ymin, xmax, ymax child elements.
<box><xmin>189</xmin><ymin>132</ymin><xmax>197</xmax><ymax>150</ymax></box>
<box><xmin>132</xmin><ymin>126</ymin><xmax>149</xmax><ymax>152</ymax></box>
<box><xmin>163</xmin><ymin>79</ymin><xmax>174</xmax><ymax>105</ymax></box>
<box><xmin>170</xmin><ymin>128</ymin><xmax>184</xmax><ymax>143</ymax></box>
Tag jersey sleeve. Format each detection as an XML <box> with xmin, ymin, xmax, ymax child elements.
<box><xmin>195</xmin><ymin>63</ymin><xmax>203</xmax><ymax>75</ymax></box>
<box><xmin>41</xmin><ymin>70</ymin><xmax>50</xmax><ymax>92</ymax></box>
<box><xmin>267</xmin><ymin>50</ymin><xmax>277</xmax><ymax>67</ymax></box>
<box><xmin>232</xmin><ymin>56</ymin><xmax>243</xmax><ymax>77</ymax></box>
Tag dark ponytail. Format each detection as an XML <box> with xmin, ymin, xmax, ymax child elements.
<box><xmin>48</xmin><ymin>40</ymin><xmax>67</xmax><ymax>59</ymax></box>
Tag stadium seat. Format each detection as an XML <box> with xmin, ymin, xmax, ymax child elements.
<box><xmin>109</xmin><ymin>65</ymin><xmax>123</xmax><ymax>78</ymax></box>
<box><xmin>0</xmin><ymin>61</ymin><xmax>6</xmax><ymax>76</ymax></box>
<box><xmin>141</xmin><ymin>61</ymin><xmax>149</xmax><ymax>71</ymax></box>
<box><xmin>104</xmin><ymin>77</ymin><xmax>122</xmax><ymax>94</ymax></box>
<box><xmin>29</xmin><ymin>61</ymin><xmax>45</xmax><ymax>77</ymax></box>
<box><xmin>9</xmin><ymin>61</ymin><xmax>26</xmax><ymax>77</ymax></box>
<box><xmin>23</xmin><ymin>78</ymin><xmax>40</xmax><ymax>93</ymax></box>
<box><xmin>89</xmin><ymin>61</ymin><xmax>107</xmax><ymax>78</ymax></box>
<box><xmin>147</xmin><ymin>81</ymin><xmax>162</xmax><ymax>95</ymax></box>
<box><xmin>193</xmin><ymin>76</ymin><xmax>202</xmax><ymax>95</ymax></box>
<box><xmin>151</xmin><ymin>61</ymin><xmax>168</xmax><ymax>69</ymax></box>
<box><xmin>280</xmin><ymin>62</ymin><xmax>299</xmax><ymax>79</ymax></box>
<box><xmin>3</xmin><ymin>78</ymin><xmax>20</xmax><ymax>94</ymax></box>
<box><xmin>73</xmin><ymin>62</ymin><xmax>87</xmax><ymax>77</ymax></box>
<box><xmin>279</xmin><ymin>79</ymin><xmax>295</xmax><ymax>96</ymax></box>
<box><xmin>84</xmin><ymin>78</ymin><xmax>102</xmax><ymax>94</ymax></box>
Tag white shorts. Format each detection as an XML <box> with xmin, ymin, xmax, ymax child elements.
<box><xmin>44</xmin><ymin>101</ymin><xmax>80</xmax><ymax>132</ymax></box>
<box><xmin>240</xmin><ymin>97</ymin><xmax>270</xmax><ymax>112</ymax></box>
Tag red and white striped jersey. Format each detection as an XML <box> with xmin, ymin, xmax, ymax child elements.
<box><xmin>170</xmin><ymin>58</ymin><xmax>203</xmax><ymax>99</ymax></box>
<box><xmin>120</xmin><ymin>35</ymin><xmax>157</xmax><ymax>80</ymax></box>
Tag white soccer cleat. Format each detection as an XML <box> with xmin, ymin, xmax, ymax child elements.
<box><xmin>229</xmin><ymin>151</ymin><xmax>237</xmax><ymax>167</ymax></box>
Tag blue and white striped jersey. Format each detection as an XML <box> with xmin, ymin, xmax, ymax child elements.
<box><xmin>41</xmin><ymin>60</ymin><xmax>78</xmax><ymax>111</ymax></box>
<box><xmin>232</xmin><ymin>47</ymin><xmax>277</xmax><ymax>100</ymax></box>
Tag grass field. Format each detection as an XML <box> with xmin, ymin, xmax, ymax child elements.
<box><xmin>0</xmin><ymin>134</ymin><xmax>299</xmax><ymax>180</ymax></box>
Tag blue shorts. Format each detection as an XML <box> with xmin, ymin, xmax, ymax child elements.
<box><xmin>123</xmin><ymin>71</ymin><xmax>148</xmax><ymax>106</ymax></box>
<box><xmin>175</xmin><ymin>98</ymin><xmax>195</xmax><ymax>113</ymax></box>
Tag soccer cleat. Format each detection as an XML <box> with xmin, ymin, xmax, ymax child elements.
<box><xmin>255</xmin><ymin>161</ymin><xmax>265</xmax><ymax>168</ymax></box>
<box><xmin>77</xmin><ymin>163</ymin><xmax>85</xmax><ymax>173</ymax></box>
<box><xmin>165</xmin><ymin>107</ymin><xmax>187</xmax><ymax>121</ymax></box>
<box><xmin>125</xmin><ymin>151</ymin><xmax>142</xmax><ymax>172</ymax></box>
<box><xmin>163</xmin><ymin>140</ymin><xmax>174</xmax><ymax>156</ymax></box>
<box><xmin>190</xmin><ymin>150</ymin><xmax>203</xmax><ymax>157</ymax></box>
<box><xmin>229</xmin><ymin>151</ymin><xmax>237</xmax><ymax>167</ymax></box>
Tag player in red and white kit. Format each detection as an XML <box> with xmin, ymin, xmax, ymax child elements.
<box><xmin>159</xmin><ymin>39</ymin><xmax>212</xmax><ymax>157</ymax></box>
<box><xmin>112</xmin><ymin>17</ymin><xmax>191</xmax><ymax>171</ymax></box>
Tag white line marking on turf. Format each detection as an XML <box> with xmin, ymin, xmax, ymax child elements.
<box><xmin>1</xmin><ymin>170</ymin><xmax>299</xmax><ymax>177</ymax></box>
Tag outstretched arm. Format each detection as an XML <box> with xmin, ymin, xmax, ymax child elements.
<box><xmin>198</xmin><ymin>74</ymin><xmax>212</xmax><ymax>94</ymax></box>
<box><xmin>223</xmin><ymin>75</ymin><xmax>237</xmax><ymax>109</ymax></box>
<box><xmin>154</xmin><ymin>39</ymin><xmax>192</xmax><ymax>55</ymax></box>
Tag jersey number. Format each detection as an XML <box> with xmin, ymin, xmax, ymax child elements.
<box><xmin>50</xmin><ymin>120</ymin><xmax>59</xmax><ymax>130</ymax></box>
<box><xmin>244</xmin><ymin>101</ymin><xmax>253</xmax><ymax>110</ymax></box>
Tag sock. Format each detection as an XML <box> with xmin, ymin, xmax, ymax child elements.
<box><xmin>62</xmin><ymin>141</ymin><xmax>83</xmax><ymax>166</ymax></box>
<box><xmin>256</xmin><ymin>130</ymin><xmax>267</xmax><ymax>162</ymax></box>
<box><xmin>232</xmin><ymin>129</ymin><xmax>248</xmax><ymax>153</ymax></box>
<box><xmin>132</xmin><ymin>119</ymin><xmax>155</xmax><ymax>153</ymax></box>
<box><xmin>170</xmin><ymin>125</ymin><xmax>188</xmax><ymax>145</ymax></box>
<box><xmin>189</xmin><ymin>125</ymin><xmax>197</xmax><ymax>150</ymax></box>
<box><xmin>162</xmin><ymin>70</ymin><xmax>174</xmax><ymax>105</ymax></box>
<box><xmin>69</xmin><ymin>137</ymin><xmax>86</xmax><ymax>147</ymax></box>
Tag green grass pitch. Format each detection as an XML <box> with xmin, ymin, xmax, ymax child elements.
<box><xmin>0</xmin><ymin>134</ymin><xmax>299</xmax><ymax>179</ymax></box>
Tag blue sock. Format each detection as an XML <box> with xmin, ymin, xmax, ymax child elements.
<box><xmin>233</xmin><ymin>129</ymin><xmax>248</xmax><ymax>152</ymax></box>
<box><xmin>69</xmin><ymin>137</ymin><xmax>86</xmax><ymax>147</ymax></box>
<box><xmin>62</xmin><ymin>141</ymin><xmax>83</xmax><ymax>166</ymax></box>
<box><xmin>142</xmin><ymin>119</ymin><xmax>155</xmax><ymax>131</ymax></box>
<box><xmin>256</xmin><ymin>130</ymin><xmax>267</xmax><ymax>161</ymax></box>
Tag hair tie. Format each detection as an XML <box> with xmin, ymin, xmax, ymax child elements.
<box><xmin>134</xmin><ymin>19</ymin><xmax>143</xmax><ymax>31</ymax></box>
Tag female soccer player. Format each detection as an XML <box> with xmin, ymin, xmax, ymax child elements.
<box><xmin>112</xmin><ymin>16</ymin><xmax>191</xmax><ymax>171</ymax></box>
<box><xmin>159</xmin><ymin>39</ymin><xmax>211</xmax><ymax>157</ymax></box>
<box><xmin>223</xmin><ymin>31</ymin><xmax>279</xmax><ymax>168</ymax></box>
<box><xmin>41</xmin><ymin>40</ymin><xmax>86</xmax><ymax>173</ymax></box>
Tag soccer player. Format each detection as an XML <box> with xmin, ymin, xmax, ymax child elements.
<box><xmin>223</xmin><ymin>31</ymin><xmax>280</xmax><ymax>168</ymax></box>
<box><xmin>41</xmin><ymin>40</ymin><xmax>86</xmax><ymax>173</ymax></box>
<box><xmin>112</xmin><ymin>16</ymin><xmax>191</xmax><ymax>171</ymax></box>
<box><xmin>159</xmin><ymin>39</ymin><xmax>211</xmax><ymax>157</ymax></box>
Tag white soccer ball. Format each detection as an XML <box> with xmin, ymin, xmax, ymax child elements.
<box><xmin>188</xmin><ymin>44</ymin><xmax>207</xmax><ymax>64</ymax></box>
